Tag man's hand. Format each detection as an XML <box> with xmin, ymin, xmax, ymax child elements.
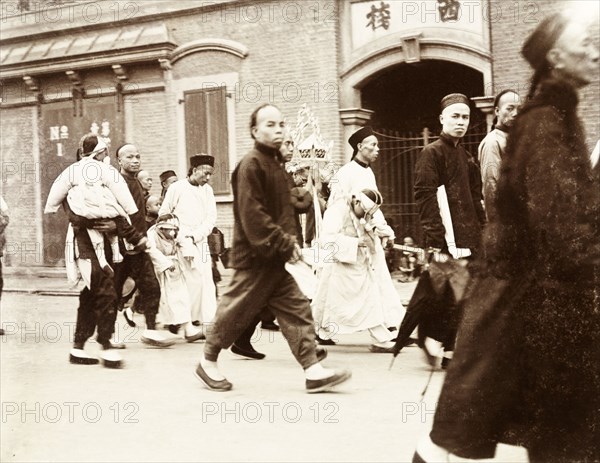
<box><xmin>447</xmin><ymin>244</ymin><xmax>471</xmax><ymax>260</ymax></box>
<box><xmin>381</xmin><ymin>237</ymin><xmax>395</xmax><ymax>248</ymax></box>
<box><xmin>433</xmin><ymin>252</ymin><xmax>450</xmax><ymax>263</ymax></box>
<box><xmin>288</xmin><ymin>244</ymin><xmax>302</xmax><ymax>263</ymax></box>
<box><xmin>91</xmin><ymin>219</ymin><xmax>117</xmax><ymax>233</ymax></box>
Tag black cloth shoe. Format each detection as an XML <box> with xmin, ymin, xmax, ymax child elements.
<box><xmin>316</xmin><ymin>335</ymin><xmax>337</xmax><ymax>346</ymax></box>
<box><xmin>441</xmin><ymin>357</ymin><xmax>452</xmax><ymax>370</ymax></box>
<box><xmin>316</xmin><ymin>347</ymin><xmax>327</xmax><ymax>362</ymax></box>
<box><xmin>369</xmin><ymin>344</ymin><xmax>395</xmax><ymax>353</ymax></box>
<box><xmin>306</xmin><ymin>369</ymin><xmax>351</xmax><ymax>393</ymax></box>
<box><xmin>231</xmin><ymin>343</ymin><xmax>266</xmax><ymax>360</ymax></box>
<box><xmin>194</xmin><ymin>362</ymin><xmax>232</xmax><ymax>391</ymax></box>
<box><xmin>185</xmin><ymin>331</ymin><xmax>206</xmax><ymax>343</ymax></box>
<box><xmin>192</xmin><ymin>320</ymin><xmax>200</xmax><ymax>327</ymax></box>
<box><xmin>0</xmin><ymin>328</ymin><xmax>5</xmax><ymax>335</ymax></box>
<box><xmin>261</xmin><ymin>321</ymin><xmax>279</xmax><ymax>331</ymax></box>
<box><xmin>69</xmin><ymin>353</ymin><xmax>100</xmax><ymax>365</ymax></box>
<box><xmin>166</xmin><ymin>324</ymin><xmax>180</xmax><ymax>335</ymax></box>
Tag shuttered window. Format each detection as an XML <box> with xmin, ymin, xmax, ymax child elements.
<box><xmin>184</xmin><ymin>86</ymin><xmax>229</xmax><ymax>194</ymax></box>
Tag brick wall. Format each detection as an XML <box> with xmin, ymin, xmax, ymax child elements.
<box><xmin>489</xmin><ymin>0</ymin><xmax>599</xmax><ymax>150</ymax></box>
<box><xmin>124</xmin><ymin>90</ymin><xmax>172</xmax><ymax>198</ymax></box>
<box><xmin>1</xmin><ymin>106</ymin><xmax>38</xmax><ymax>266</ymax></box>
<box><xmin>166</xmin><ymin>0</ymin><xmax>342</xmax><ymax>162</ymax></box>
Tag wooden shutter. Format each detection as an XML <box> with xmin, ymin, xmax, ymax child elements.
<box><xmin>184</xmin><ymin>87</ymin><xmax>229</xmax><ymax>194</ymax></box>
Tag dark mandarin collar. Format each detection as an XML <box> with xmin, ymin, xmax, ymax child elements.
<box><xmin>353</xmin><ymin>158</ymin><xmax>369</xmax><ymax>169</ymax></box>
<box><xmin>439</xmin><ymin>132</ymin><xmax>462</xmax><ymax>148</ymax></box>
<box><xmin>121</xmin><ymin>170</ymin><xmax>137</xmax><ymax>180</ymax></box>
<box><xmin>255</xmin><ymin>141</ymin><xmax>282</xmax><ymax>160</ymax></box>
<box><xmin>495</xmin><ymin>124</ymin><xmax>509</xmax><ymax>134</ymax></box>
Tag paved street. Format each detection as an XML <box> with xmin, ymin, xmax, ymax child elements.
<box><xmin>0</xmin><ymin>275</ymin><xmax>528</xmax><ymax>463</ymax></box>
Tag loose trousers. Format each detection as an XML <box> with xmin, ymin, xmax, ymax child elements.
<box><xmin>112</xmin><ymin>252</ymin><xmax>161</xmax><ymax>329</ymax></box>
<box><xmin>205</xmin><ymin>263</ymin><xmax>319</xmax><ymax>369</ymax></box>
<box><xmin>74</xmin><ymin>256</ymin><xmax>118</xmax><ymax>348</ymax></box>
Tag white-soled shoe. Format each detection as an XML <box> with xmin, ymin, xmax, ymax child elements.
<box><xmin>140</xmin><ymin>330</ymin><xmax>176</xmax><ymax>348</ymax></box>
<box><xmin>99</xmin><ymin>349</ymin><xmax>124</xmax><ymax>369</ymax></box>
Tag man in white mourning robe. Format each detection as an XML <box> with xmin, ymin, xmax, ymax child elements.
<box><xmin>312</xmin><ymin>126</ymin><xmax>405</xmax><ymax>352</ymax></box>
<box><xmin>159</xmin><ymin>154</ymin><xmax>217</xmax><ymax>326</ymax></box>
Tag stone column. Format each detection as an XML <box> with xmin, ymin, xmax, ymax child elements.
<box><xmin>471</xmin><ymin>96</ymin><xmax>495</xmax><ymax>133</ymax></box>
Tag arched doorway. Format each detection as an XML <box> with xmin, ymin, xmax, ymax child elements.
<box><xmin>360</xmin><ymin>60</ymin><xmax>486</xmax><ymax>245</ymax></box>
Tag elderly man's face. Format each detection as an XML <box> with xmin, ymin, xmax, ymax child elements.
<box><xmin>550</xmin><ymin>21</ymin><xmax>599</xmax><ymax>88</ymax></box>
<box><xmin>137</xmin><ymin>170</ymin><xmax>152</xmax><ymax>192</ymax></box>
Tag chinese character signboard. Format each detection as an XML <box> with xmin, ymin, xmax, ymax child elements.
<box><xmin>366</xmin><ymin>2</ymin><xmax>391</xmax><ymax>30</ymax></box>
<box><xmin>351</xmin><ymin>0</ymin><xmax>485</xmax><ymax>50</ymax></box>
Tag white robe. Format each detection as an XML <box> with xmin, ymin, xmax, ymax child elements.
<box><xmin>159</xmin><ymin>179</ymin><xmax>217</xmax><ymax>324</ymax></box>
<box><xmin>312</xmin><ymin>161</ymin><xmax>405</xmax><ymax>336</ymax></box>
<box><xmin>146</xmin><ymin>226</ymin><xmax>193</xmax><ymax>325</ymax></box>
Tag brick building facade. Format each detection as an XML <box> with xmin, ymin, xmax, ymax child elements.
<box><xmin>1</xmin><ymin>0</ymin><xmax>598</xmax><ymax>269</ymax></box>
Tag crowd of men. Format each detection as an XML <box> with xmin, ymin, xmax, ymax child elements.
<box><xmin>0</xmin><ymin>7</ymin><xmax>597</xmax><ymax>462</ymax></box>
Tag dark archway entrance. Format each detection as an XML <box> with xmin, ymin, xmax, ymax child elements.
<box><xmin>361</xmin><ymin>60</ymin><xmax>486</xmax><ymax>245</ymax></box>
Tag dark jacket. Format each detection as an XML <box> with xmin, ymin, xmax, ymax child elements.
<box><xmin>430</xmin><ymin>78</ymin><xmax>600</xmax><ymax>461</ymax></box>
<box><xmin>121</xmin><ymin>173</ymin><xmax>147</xmax><ymax>236</ymax></box>
<box><xmin>229</xmin><ymin>142</ymin><xmax>297</xmax><ymax>268</ymax></box>
<box><xmin>414</xmin><ymin>133</ymin><xmax>485</xmax><ymax>252</ymax></box>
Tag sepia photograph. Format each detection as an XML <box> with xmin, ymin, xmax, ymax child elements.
<box><xmin>1</xmin><ymin>0</ymin><xmax>598</xmax><ymax>461</ymax></box>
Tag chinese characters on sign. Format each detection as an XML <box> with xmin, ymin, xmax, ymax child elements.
<box><xmin>49</xmin><ymin>125</ymin><xmax>70</xmax><ymax>157</ymax></box>
<box><xmin>90</xmin><ymin>120</ymin><xmax>112</xmax><ymax>150</ymax></box>
<box><xmin>437</xmin><ymin>0</ymin><xmax>461</xmax><ymax>22</ymax></box>
<box><xmin>48</xmin><ymin>120</ymin><xmax>111</xmax><ymax>157</ymax></box>
<box><xmin>352</xmin><ymin>1</ymin><xmax>484</xmax><ymax>51</ymax></box>
<box><xmin>366</xmin><ymin>1</ymin><xmax>391</xmax><ymax>31</ymax></box>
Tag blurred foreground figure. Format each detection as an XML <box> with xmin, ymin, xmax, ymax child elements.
<box><xmin>413</xmin><ymin>10</ymin><xmax>600</xmax><ymax>463</ymax></box>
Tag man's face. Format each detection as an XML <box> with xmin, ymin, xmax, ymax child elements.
<box><xmin>356</xmin><ymin>135</ymin><xmax>379</xmax><ymax>164</ymax></box>
<box><xmin>137</xmin><ymin>171</ymin><xmax>153</xmax><ymax>192</ymax></box>
<box><xmin>146</xmin><ymin>196</ymin><xmax>162</xmax><ymax>215</ymax></box>
<box><xmin>252</xmin><ymin>106</ymin><xmax>284</xmax><ymax>149</ymax></box>
<box><xmin>440</xmin><ymin>103</ymin><xmax>470</xmax><ymax>138</ymax></box>
<box><xmin>117</xmin><ymin>144</ymin><xmax>141</xmax><ymax>175</ymax></box>
<box><xmin>293</xmin><ymin>168</ymin><xmax>309</xmax><ymax>186</ymax></box>
<box><xmin>191</xmin><ymin>165</ymin><xmax>214</xmax><ymax>186</ymax></box>
<box><xmin>280</xmin><ymin>133</ymin><xmax>295</xmax><ymax>162</ymax></box>
<box><xmin>495</xmin><ymin>92</ymin><xmax>521</xmax><ymax>128</ymax></box>
<box><xmin>550</xmin><ymin>21</ymin><xmax>599</xmax><ymax>88</ymax></box>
